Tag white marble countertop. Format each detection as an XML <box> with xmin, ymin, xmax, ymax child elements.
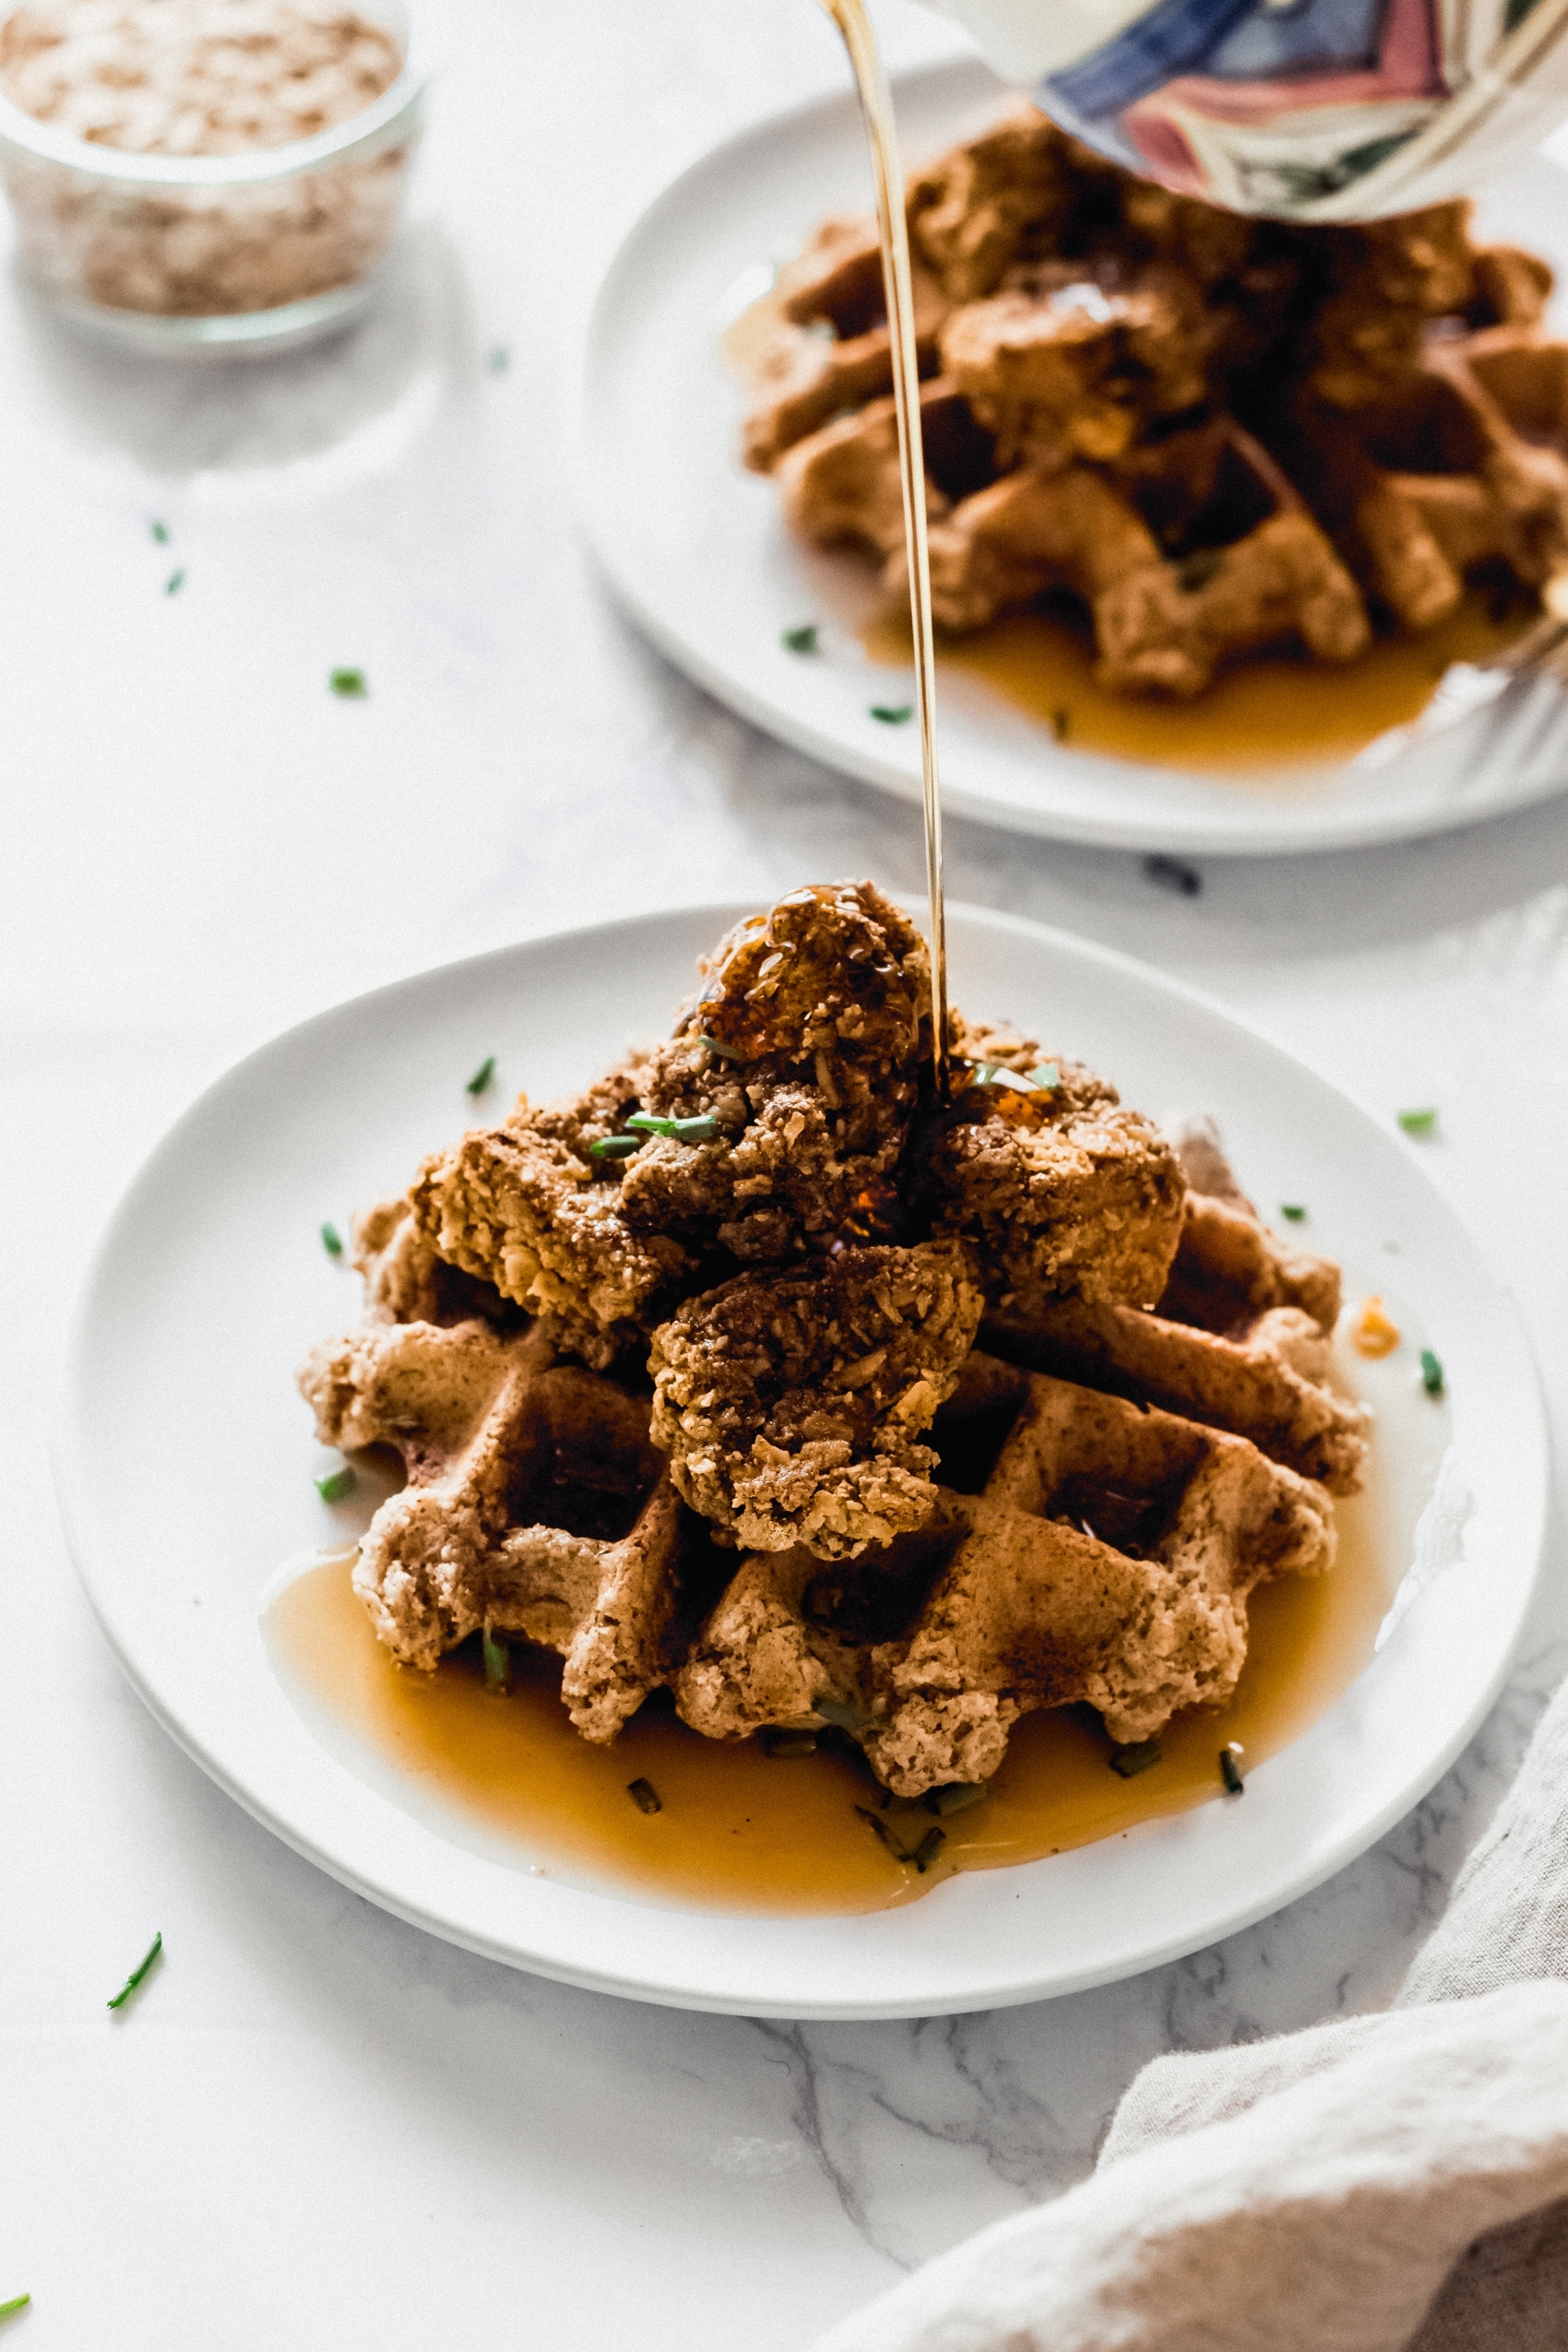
<box><xmin>5</xmin><ymin>0</ymin><xmax>1568</xmax><ymax>2342</ymax></box>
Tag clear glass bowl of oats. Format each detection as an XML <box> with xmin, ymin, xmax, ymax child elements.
<box><xmin>0</xmin><ymin>0</ymin><xmax>436</xmax><ymax>351</ymax></box>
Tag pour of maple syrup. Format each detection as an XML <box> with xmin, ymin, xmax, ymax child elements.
<box><xmin>264</xmin><ymin>1442</ymin><xmax>1391</xmax><ymax>1918</ymax></box>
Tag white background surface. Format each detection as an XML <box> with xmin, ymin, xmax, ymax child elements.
<box><xmin>4</xmin><ymin>0</ymin><xmax>1568</xmax><ymax>2344</ymax></box>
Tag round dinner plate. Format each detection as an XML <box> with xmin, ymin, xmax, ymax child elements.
<box><xmin>576</xmin><ymin>56</ymin><xmax>1568</xmax><ymax>857</ymax></box>
<box><xmin>56</xmin><ymin>903</ymin><xmax>1546</xmax><ymax>2018</ymax></box>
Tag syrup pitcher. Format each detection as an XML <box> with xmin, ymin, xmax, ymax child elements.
<box><xmin>914</xmin><ymin>0</ymin><xmax>1568</xmax><ymax>220</ymax></box>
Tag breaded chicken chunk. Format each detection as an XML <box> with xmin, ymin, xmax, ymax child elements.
<box><xmin>649</xmin><ymin>1240</ymin><xmax>983</xmax><ymax>1561</ymax></box>
<box><xmin>918</xmin><ymin>1019</ymin><xmax>1185</xmax><ymax>1311</ymax></box>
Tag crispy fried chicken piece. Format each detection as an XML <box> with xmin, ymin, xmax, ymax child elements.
<box><xmin>1301</xmin><ymin>201</ymin><xmax>1476</xmax><ymax>408</ymax></box>
<box><xmin>408</xmin><ymin>1051</ymin><xmax>698</xmax><ymax>1370</ymax></box>
<box><xmin>939</xmin><ymin>272</ymin><xmax>1213</xmax><ymax>470</ymax></box>
<box><xmin>614</xmin><ymin>880</ymin><xmax>932</xmax><ymax>1265</ymax></box>
<box><xmin>741</xmin><ymin>267</ymin><xmax>949</xmax><ymax>475</ymax></box>
<box><xmin>907</xmin><ymin>103</ymin><xmax>1092</xmax><ymax>303</ymax></box>
<box><xmin>777</xmin><ymin>378</ymin><xmax>993</xmax><ymax>562</ymax></box>
<box><xmin>919</xmin><ymin>1026</ymin><xmax>1186</xmax><ymax>1311</ymax></box>
<box><xmin>648</xmin><ymin>1240</ymin><xmax>983</xmax><ymax>1561</ymax></box>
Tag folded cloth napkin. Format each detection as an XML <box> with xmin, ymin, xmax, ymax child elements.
<box><xmin>809</xmin><ymin>1669</ymin><xmax>1568</xmax><ymax>2352</ymax></box>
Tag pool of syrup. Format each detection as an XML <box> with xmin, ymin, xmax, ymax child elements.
<box><xmin>265</xmin><ymin>1452</ymin><xmax>1391</xmax><ymax>1918</ymax></box>
<box><xmin>861</xmin><ymin>589</ymin><xmax>1530</xmax><ymax>777</ymax></box>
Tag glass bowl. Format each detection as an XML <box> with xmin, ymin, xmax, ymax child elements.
<box><xmin>0</xmin><ymin>0</ymin><xmax>437</xmax><ymax>353</ymax></box>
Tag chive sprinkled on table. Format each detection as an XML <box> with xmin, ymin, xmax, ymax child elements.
<box><xmin>626</xmin><ymin>1777</ymin><xmax>661</xmax><ymax>1815</ymax></box>
<box><xmin>1220</xmin><ymin>1748</ymin><xmax>1245</xmax><ymax>1796</ymax></box>
<box><xmin>315</xmin><ymin>1465</ymin><xmax>355</xmax><ymax>1503</ymax></box>
<box><xmin>1279</xmin><ymin>1204</ymin><xmax>1307</xmax><ymax>1222</ymax></box>
<box><xmin>320</xmin><ymin>1220</ymin><xmax>343</xmax><ymax>1258</ymax></box>
<box><xmin>329</xmin><ymin>667</ymin><xmax>367</xmax><ymax>698</ymax></box>
<box><xmin>165</xmin><ymin>568</ymin><xmax>185</xmax><ymax>596</ymax></box>
<box><xmin>150</xmin><ymin>519</ymin><xmax>169</xmax><ymax>544</ymax></box>
<box><xmin>869</xmin><ymin>703</ymin><xmax>912</xmax><ymax>724</ymax></box>
<box><xmin>781</xmin><ymin>624</ymin><xmax>819</xmax><ymax>654</ymax></box>
<box><xmin>0</xmin><ymin>2294</ymin><xmax>30</xmax><ymax>2320</ymax></box>
<box><xmin>1397</xmin><ymin>1108</ymin><xmax>1438</xmax><ymax>1137</ymax></box>
<box><xmin>466</xmin><ymin>1055</ymin><xmax>496</xmax><ymax>1097</ymax></box>
<box><xmin>1110</xmin><ymin>1738</ymin><xmax>1163</xmax><ymax>1778</ymax></box>
<box><xmin>1420</xmin><ymin>1348</ymin><xmax>1445</xmax><ymax>1396</ymax></box>
<box><xmin>107</xmin><ymin>1930</ymin><xmax>162</xmax><ymax>2011</ymax></box>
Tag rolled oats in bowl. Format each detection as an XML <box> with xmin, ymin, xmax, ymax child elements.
<box><xmin>0</xmin><ymin>0</ymin><xmax>434</xmax><ymax>349</ymax></box>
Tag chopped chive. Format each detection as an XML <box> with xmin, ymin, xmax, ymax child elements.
<box><xmin>1279</xmin><ymin>1204</ymin><xmax>1307</xmax><ymax>1222</ymax></box>
<box><xmin>1029</xmin><ymin>1063</ymin><xmax>1060</xmax><ymax>1089</ymax></box>
<box><xmin>486</xmin><ymin>344</ymin><xmax>510</xmax><ymax>374</ymax></box>
<box><xmin>481</xmin><ymin>1628</ymin><xmax>510</xmax><ymax>1692</ymax></box>
<box><xmin>165</xmin><ymin>568</ymin><xmax>186</xmax><ymax>596</ymax></box>
<box><xmin>1051</xmin><ymin>707</ymin><xmax>1070</xmax><ymax>742</ymax></box>
<box><xmin>697</xmin><ymin>1033</ymin><xmax>745</xmax><ymax>1062</ymax></box>
<box><xmin>625</xmin><ymin>1111</ymin><xmax>721</xmax><ymax>1144</ymax></box>
<box><xmin>1144</xmin><ymin>853</ymin><xmax>1202</xmax><ymax>898</ymax></box>
<box><xmin>107</xmin><ymin>1930</ymin><xmax>162</xmax><ymax>2011</ymax></box>
<box><xmin>910</xmin><ymin>1826</ymin><xmax>946</xmax><ymax>1872</ymax></box>
<box><xmin>762</xmin><ymin>1728</ymin><xmax>817</xmax><ymax>1758</ymax></box>
<box><xmin>781</xmin><ymin>624</ymin><xmax>819</xmax><ymax>654</ymax></box>
<box><xmin>466</xmin><ymin>1055</ymin><xmax>496</xmax><ymax>1097</ymax></box>
<box><xmin>320</xmin><ymin>1220</ymin><xmax>344</xmax><ymax>1257</ymax></box>
<box><xmin>1420</xmin><ymin>1348</ymin><xmax>1445</xmax><ymax>1397</ymax></box>
<box><xmin>589</xmin><ymin>1134</ymin><xmax>644</xmax><ymax>1160</ymax></box>
<box><xmin>150</xmin><ymin>520</ymin><xmax>170</xmax><ymax>544</ymax></box>
<box><xmin>854</xmin><ymin>1804</ymin><xmax>904</xmax><ymax>1857</ymax></box>
<box><xmin>1110</xmin><ymin>1738</ymin><xmax>1163</xmax><ymax>1779</ymax></box>
<box><xmin>627</xmin><ymin>1777</ymin><xmax>661</xmax><ymax>1815</ymax></box>
<box><xmin>0</xmin><ymin>2295</ymin><xmax>31</xmax><ymax>2319</ymax></box>
<box><xmin>927</xmin><ymin>1780</ymin><xmax>987</xmax><ymax>1817</ymax></box>
<box><xmin>1219</xmin><ymin>1749</ymin><xmax>1245</xmax><ymax>1796</ymax></box>
<box><xmin>869</xmin><ymin>703</ymin><xmax>913</xmax><ymax>725</ymax></box>
<box><xmin>315</xmin><ymin>1465</ymin><xmax>356</xmax><ymax>1503</ymax></box>
<box><xmin>1397</xmin><ymin>1108</ymin><xmax>1438</xmax><ymax>1137</ymax></box>
<box><xmin>329</xmin><ymin>667</ymin><xmax>367</xmax><ymax>698</ymax></box>
<box><xmin>815</xmin><ymin>1693</ymin><xmax>875</xmax><ymax>1733</ymax></box>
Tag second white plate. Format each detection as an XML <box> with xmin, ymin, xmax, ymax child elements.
<box><xmin>576</xmin><ymin>57</ymin><xmax>1568</xmax><ymax>856</ymax></box>
<box><xmin>55</xmin><ymin>902</ymin><xmax>1547</xmax><ymax>2016</ymax></box>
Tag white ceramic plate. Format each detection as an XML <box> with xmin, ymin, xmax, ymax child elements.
<box><xmin>576</xmin><ymin>57</ymin><xmax>1568</xmax><ymax>857</ymax></box>
<box><xmin>55</xmin><ymin>903</ymin><xmax>1546</xmax><ymax>2017</ymax></box>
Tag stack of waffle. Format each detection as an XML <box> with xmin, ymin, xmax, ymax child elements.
<box><xmin>741</xmin><ymin>108</ymin><xmax>1568</xmax><ymax>697</ymax></box>
<box><xmin>300</xmin><ymin>886</ymin><xmax>1368</xmax><ymax>1799</ymax></box>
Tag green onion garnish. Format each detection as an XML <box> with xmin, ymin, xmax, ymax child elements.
<box><xmin>1279</xmin><ymin>1205</ymin><xmax>1307</xmax><ymax>1222</ymax></box>
<box><xmin>762</xmin><ymin>1728</ymin><xmax>817</xmax><ymax>1758</ymax></box>
<box><xmin>627</xmin><ymin>1777</ymin><xmax>661</xmax><ymax>1814</ymax></box>
<box><xmin>466</xmin><ymin>1055</ymin><xmax>495</xmax><ymax>1096</ymax></box>
<box><xmin>150</xmin><ymin>520</ymin><xmax>170</xmax><ymax>544</ymax></box>
<box><xmin>927</xmin><ymin>1781</ymin><xmax>987</xmax><ymax>1817</ymax></box>
<box><xmin>910</xmin><ymin>1826</ymin><xmax>946</xmax><ymax>1873</ymax></box>
<box><xmin>1219</xmin><ymin>1749</ymin><xmax>1244</xmax><ymax>1796</ymax></box>
<box><xmin>165</xmin><ymin>568</ymin><xmax>186</xmax><ymax>596</ymax></box>
<box><xmin>974</xmin><ymin>1063</ymin><xmax>1053</xmax><ymax>1096</ymax></box>
<box><xmin>329</xmin><ymin>667</ymin><xmax>367</xmax><ymax>698</ymax></box>
<box><xmin>1051</xmin><ymin>707</ymin><xmax>1069</xmax><ymax>742</ymax></box>
<box><xmin>781</xmin><ymin>624</ymin><xmax>819</xmax><ymax>654</ymax></box>
<box><xmin>697</xmin><ymin>1033</ymin><xmax>745</xmax><ymax>1061</ymax></box>
<box><xmin>320</xmin><ymin>1220</ymin><xmax>344</xmax><ymax>1257</ymax></box>
<box><xmin>107</xmin><ymin>1930</ymin><xmax>162</xmax><ymax>2011</ymax></box>
<box><xmin>869</xmin><ymin>704</ymin><xmax>913</xmax><ymax>725</ymax></box>
<box><xmin>1397</xmin><ymin>1108</ymin><xmax>1438</xmax><ymax>1137</ymax></box>
<box><xmin>589</xmin><ymin>1134</ymin><xmax>644</xmax><ymax>1160</ymax></box>
<box><xmin>0</xmin><ymin>2295</ymin><xmax>31</xmax><ymax>2319</ymax></box>
<box><xmin>625</xmin><ymin>1112</ymin><xmax>720</xmax><ymax>1143</ymax></box>
<box><xmin>815</xmin><ymin>1694</ymin><xmax>874</xmax><ymax>1733</ymax></box>
<box><xmin>315</xmin><ymin>1466</ymin><xmax>356</xmax><ymax>1503</ymax></box>
<box><xmin>854</xmin><ymin>1805</ymin><xmax>903</xmax><ymax>1857</ymax></box>
<box><xmin>1420</xmin><ymin>1348</ymin><xmax>1445</xmax><ymax>1396</ymax></box>
<box><xmin>1110</xmin><ymin>1739</ymin><xmax>1163</xmax><ymax>1779</ymax></box>
<box><xmin>487</xmin><ymin>344</ymin><xmax>509</xmax><ymax>374</ymax></box>
<box><xmin>1029</xmin><ymin>1063</ymin><xmax>1060</xmax><ymax>1089</ymax></box>
<box><xmin>481</xmin><ymin>1628</ymin><xmax>510</xmax><ymax>1692</ymax></box>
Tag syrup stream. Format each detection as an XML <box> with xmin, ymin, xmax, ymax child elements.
<box><xmin>817</xmin><ymin>0</ymin><xmax>948</xmax><ymax>1091</ymax></box>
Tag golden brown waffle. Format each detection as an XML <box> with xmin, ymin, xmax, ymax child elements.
<box><xmin>984</xmin><ymin>1186</ymin><xmax>1369</xmax><ymax>1495</ymax></box>
<box><xmin>742</xmin><ymin>106</ymin><xmax>1568</xmax><ymax>699</ymax></box>
<box><xmin>299</xmin><ymin>1314</ymin><xmax>710</xmax><ymax>1741</ymax></box>
<box><xmin>675</xmin><ymin>1350</ymin><xmax>1335</xmax><ymax>1795</ymax></box>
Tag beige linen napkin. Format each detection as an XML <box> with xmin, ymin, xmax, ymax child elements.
<box><xmin>809</xmin><ymin>1669</ymin><xmax>1568</xmax><ymax>2352</ymax></box>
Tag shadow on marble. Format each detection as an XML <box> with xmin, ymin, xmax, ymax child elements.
<box><xmin>1</xmin><ymin>217</ymin><xmax>477</xmax><ymax>489</ymax></box>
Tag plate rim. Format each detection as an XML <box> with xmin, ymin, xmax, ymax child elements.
<box><xmin>53</xmin><ymin>900</ymin><xmax>1551</xmax><ymax>2017</ymax></box>
<box><xmin>571</xmin><ymin>54</ymin><xmax>1568</xmax><ymax>860</ymax></box>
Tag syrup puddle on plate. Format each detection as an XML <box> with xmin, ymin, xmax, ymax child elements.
<box><xmin>861</xmin><ymin>588</ymin><xmax>1533</xmax><ymax>779</ymax></box>
<box><xmin>264</xmin><ymin>1416</ymin><xmax>1397</xmax><ymax>1918</ymax></box>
